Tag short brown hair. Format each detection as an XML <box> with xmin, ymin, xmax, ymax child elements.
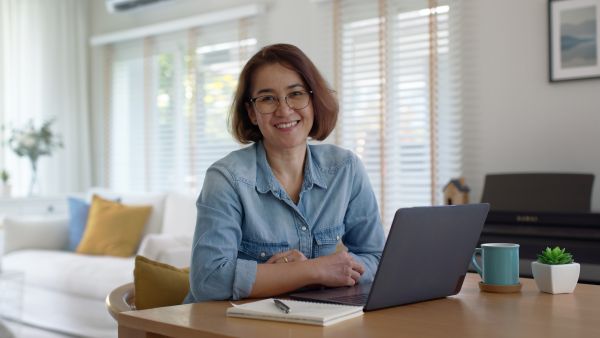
<box><xmin>229</xmin><ymin>44</ymin><xmax>338</xmax><ymax>144</ymax></box>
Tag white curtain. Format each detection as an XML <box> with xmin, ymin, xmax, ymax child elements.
<box><xmin>0</xmin><ymin>0</ymin><xmax>91</xmax><ymax>196</ymax></box>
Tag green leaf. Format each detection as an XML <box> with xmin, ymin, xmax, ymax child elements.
<box><xmin>537</xmin><ymin>246</ymin><xmax>574</xmax><ymax>265</ymax></box>
<box><xmin>5</xmin><ymin>118</ymin><xmax>62</xmax><ymax>162</ymax></box>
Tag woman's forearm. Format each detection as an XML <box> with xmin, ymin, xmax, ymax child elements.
<box><xmin>248</xmin><ymin>260</ymin><xmax>319</xmax><ymax>298</ymax></box>
<box><xmin>248</xmin><ymin>251</ymin><xmax>366</xmax><ymax>298</ymax></box>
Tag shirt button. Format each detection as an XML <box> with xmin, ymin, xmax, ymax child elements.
<box><xmin>260</xmin><ymin>252</ymin><xmax>266</xmax><ymax>257</ymax></box>
<box><xmin>301</xmin><ymin>226</ymin><xmax>307</xmax><ymax>231</ymax></box>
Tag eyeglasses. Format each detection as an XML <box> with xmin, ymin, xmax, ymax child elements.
<box><xmin>249</xmin><ymin>90</ymin><xmax>313</xmax><ymax>115</ymax></box>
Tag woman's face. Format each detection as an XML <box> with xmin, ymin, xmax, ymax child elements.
<box><xmin>247</xmin><ymin>63</ymin><xmax>314</xmax><ymax>153</ymax></box>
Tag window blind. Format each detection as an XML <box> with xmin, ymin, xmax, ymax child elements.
<box><xmin>106</xmin><ymin>19</ymin><xmax>257</xmax><ymax>194</ymax></box>
<box><xmin>335</xmin><ymin>0</ymin><xmax>463</xmax><ymax>230</ymax></box>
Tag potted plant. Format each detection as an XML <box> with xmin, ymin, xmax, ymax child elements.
<box><xmin>0</xmin><ymin>169</ymin><xmax>10</xmax><ymax>197</ymax></box>
<box><xmin>531</xmin><ymin>246</ymin><xmax>580</xmax><ymax>294</ymax></box>
<box><xmin>7</xmin><ymin>118</ymin><xmax>63</xmax><ymax>196</ymax></box>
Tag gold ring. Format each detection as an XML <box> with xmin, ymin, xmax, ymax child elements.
<box><xmin>283</xmin><ymin>257</ymin><xmax>289</xmax><ymax>263</ymax></box>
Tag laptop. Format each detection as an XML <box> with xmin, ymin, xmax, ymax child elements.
<box><xmin>290</xmin><ymin>203</ymin><xmax>490</xmax><ymax>311</ymax></box>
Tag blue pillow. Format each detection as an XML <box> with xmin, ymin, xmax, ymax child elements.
<box><xmin>67</xmin><ymin>197</ymin><xmax>90</xmax><ymax>251</ymax></box>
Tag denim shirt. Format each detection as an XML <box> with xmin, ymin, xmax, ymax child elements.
<box><xmin>183</xmin><ymin>141</ymin><xmax>385</xmax><ymax>303</ymax></box>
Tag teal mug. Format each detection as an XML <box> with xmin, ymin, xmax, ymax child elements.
<box><xmin>471</xmin><ymin>243</ymin><xmax>519</xmax><ymax>285</ymax></box>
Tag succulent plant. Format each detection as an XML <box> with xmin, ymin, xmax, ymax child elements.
<box><xmin>537</xmin><ymin>246</ymin><xmax>574</xmax><ymax>265</ymax></box>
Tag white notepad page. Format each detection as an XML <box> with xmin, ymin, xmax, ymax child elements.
<box><xmin>226</xmin><ymin>298</ymin><xmax>364</xmax><ymax>326</ymax></box>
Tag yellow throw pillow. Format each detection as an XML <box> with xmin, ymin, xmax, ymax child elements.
<box><xmin>134</xmin><ymin>255</ymin><xmax>190</xmax><ymax>310</ymax></box>
<box><xmin>76</xmin><ymin>195</ymin><xmax>152</xmax><ymax>257</ymax></box>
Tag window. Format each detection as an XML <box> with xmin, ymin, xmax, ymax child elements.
<box><xmin>106</xmin><ymin>19</ymin><xmax>257</xmax><ymax>194</ymax></box>
<box><xmin>335</xmin><ymin>0</ymin><xmax>462</xmax><ymax>229</ymax></box>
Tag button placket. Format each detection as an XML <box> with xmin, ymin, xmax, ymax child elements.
<box><xmin>292</xmin><ymin>213</ymin><xmax>312</xmax><ymax>258</ymax></box>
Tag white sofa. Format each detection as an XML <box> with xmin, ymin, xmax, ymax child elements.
<box><xmin>1</xmin><ymin>191</ymin><xmax>198</xmax><ymax>338</ymax></box>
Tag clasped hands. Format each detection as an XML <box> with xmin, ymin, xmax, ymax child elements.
<box><xmin>265</xmin><ymin>249</ymin><xmax>365</xmax><ymax>287</ymax></box>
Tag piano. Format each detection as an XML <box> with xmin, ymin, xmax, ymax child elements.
<box><xmin>477</xmin><ymin>173</ymin><xmax>600</xmax><ymax>284</ymax></box>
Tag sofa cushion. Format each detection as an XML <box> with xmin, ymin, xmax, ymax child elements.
<box><xmin>3</xmin><ymin>216</ymin><xmax>69</xmax><ymax>254</ymax></box>
<box><xmin>137</xmin><ymin>233</ymin><xmax>193</xmax><ymax>267</ymax></box>
<box><xmin>87</xmin><ymin>188</ymin><xmax>167</xmax><ymax>235</ymax></box>
<box><xmin>2</xmin><ymin>250</ymin><xmax>134</xmax><ymax>300</ymax></box>
<box><xmin>67</xmin><ymin>196</ymin><xmax>122</xmax><ymax>251</ymax></box>
<box><xmin>134</xmin><ymin>255</ymin><xmax>190</xmax><ymax>310</ymax></box>
<box><xmin>162</xmin><ymin>192</ymin><xmax>197</xmax><ymax>236</ymax></box>
<box><xmin>67</xmin><ymin>197</ymin><xmax>90</xmax><ymax>251</ymax></box>
<box><xmin>76</xmin><ymin>195</ymin><xmax>152</xmax><ymax>257</ymax></box>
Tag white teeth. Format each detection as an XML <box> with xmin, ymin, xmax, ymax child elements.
<box><xmin>275</xmin><ymin>121</ymin><xmax>298</xmax><ymax>129</ymax></box>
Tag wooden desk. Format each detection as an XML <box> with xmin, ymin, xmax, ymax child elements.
<box><xmin>118</xmin><ymin>274</ymin><xmax>600</xmax><ymax>338</ymax></box>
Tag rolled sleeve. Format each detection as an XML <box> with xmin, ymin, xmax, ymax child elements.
<box><xmin>232</xmin><ymin>259</ymin><xmax>258</xmax><ymax>300</ymax></box>
<box><xmin>185</xmin><ymin>166</ymin><xmax>252</xmax><ymax>302</ymax></box>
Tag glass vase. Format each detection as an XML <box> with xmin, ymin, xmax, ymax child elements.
<box><xmin>28</xmin><ymin>160</ymin><xmax>40</xmax><ymax>197</ymax></box>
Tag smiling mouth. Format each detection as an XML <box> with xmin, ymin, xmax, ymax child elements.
<box><xmin>275</xmin><ymin>121</ymin><xmax>299</xmax><ymax>129</ymax></box>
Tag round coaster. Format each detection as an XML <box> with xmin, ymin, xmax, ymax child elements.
<box><xmin>478</xmin><ymin>282</ymin><xmax>522</xmax><ymax>293</ymax></box>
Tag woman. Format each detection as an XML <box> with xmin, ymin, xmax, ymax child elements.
<box><xmin>184</xmin><ymin>44</ymin><xmax>385</xmax><ymax>302</ymax></box>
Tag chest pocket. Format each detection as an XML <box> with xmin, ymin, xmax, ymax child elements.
<box><xmin>313</xmin><ymin>223</ymin><xmax>344</xmax><ymax>257</ymax></box>
<box><xmin>239</xmin><ymin>238</ymin><xmax>289</xmax><ymax>263</ymax></box>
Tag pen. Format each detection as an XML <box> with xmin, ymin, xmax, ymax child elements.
<box><xmin>273</xmin><ymin>299</ymin><xmax>290</xmax><ymax>314</ymax></box>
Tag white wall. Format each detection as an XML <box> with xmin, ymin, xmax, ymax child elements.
<box><xmin>89</xmin><ymin>0</ymin><xmax>600</xmax><ymax>211</ymax></box>
<box><xmin>463</xmin><ymin>0</ymin><xmax>600</xmax><ymax>211</ymax></box>
<box><xmin>89</xmin><ymin>0</ymin><xmax>332</xmax><ymax>72</ymax></box>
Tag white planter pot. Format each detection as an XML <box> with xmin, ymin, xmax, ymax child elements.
<box><xmin>531</xmin><ymin>261</ymin><xmax>580</xmax><ymax>294</ymax></box>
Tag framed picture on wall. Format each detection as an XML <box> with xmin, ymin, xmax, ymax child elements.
<box><xmin>549</xmin><ymin>0</ymin><xmax>600</xmax><ymax>82</ymax></box>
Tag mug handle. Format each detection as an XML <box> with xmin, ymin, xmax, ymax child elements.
<box><xmin>471</xmin><ymin>248</ymin><xmax>483</xmax><ymax>277</ymax></box>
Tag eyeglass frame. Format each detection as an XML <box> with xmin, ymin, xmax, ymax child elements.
<box><xmin>248</xmin><ymin>90</ymin><xmax>314</xmax><ymax>115</ymax></box>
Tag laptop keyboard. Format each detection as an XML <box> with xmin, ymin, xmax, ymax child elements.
<box><xmin>328</xmin><ymin>293</ymin><xmax>369</xmax><ymax>306</ymax></box>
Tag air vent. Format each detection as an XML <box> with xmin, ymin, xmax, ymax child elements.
<box><xmin>105</xmin><ymin>0</ymin><xmax>174</xmax><ymax>13</ymax></box>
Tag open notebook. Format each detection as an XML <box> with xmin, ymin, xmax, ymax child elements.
<box><xmin>226</xmin><ymin>298</ymin><xmax>363</xmax><ymax>326</ymax></box>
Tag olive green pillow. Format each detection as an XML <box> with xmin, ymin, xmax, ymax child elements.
<box><xmin>134</xmin><ymin>255</ymin><xmax>190</xmax><ymax>310</ymax></box>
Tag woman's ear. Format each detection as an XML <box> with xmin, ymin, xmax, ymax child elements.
<box><xmin>246</xmin><ymin>103</ymin><xmax>258</xmax><ymax>125</ymax></box>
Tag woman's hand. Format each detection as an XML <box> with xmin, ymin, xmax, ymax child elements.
<box><xmin>312</xmin><ymin>252</ymin><xmax>365</xmax><ymax>287</ymax></box>
<box><xmin>266</xmin><ymin>249</ymin><xmax>308</xmax><ymax>264</ymax></box>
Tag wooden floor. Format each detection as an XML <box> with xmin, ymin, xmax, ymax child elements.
<box><xmin>3</xmin><ymin>319</ymin><xmax>82</xmax><ymax>338</ymax></box>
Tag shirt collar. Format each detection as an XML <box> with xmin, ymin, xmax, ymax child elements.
<box><xmin>303</xmin><ymin>144</ymin><xmax>327</xmax><ymax>190</ymax></box>
<box><xmin>255</xmin><ymin>142</ymin><xmax>275</xmax><ymax>194</ymax></box>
